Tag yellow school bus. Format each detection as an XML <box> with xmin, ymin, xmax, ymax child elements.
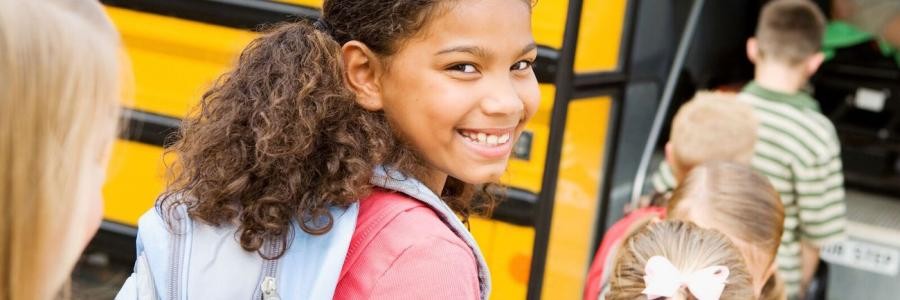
<box><xmin>97</xmin><ymin>0</ymin><xmax>639</xmax><ymax>298</ymax></box>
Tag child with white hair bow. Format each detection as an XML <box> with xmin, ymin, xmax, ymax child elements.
<box><xmin>606</xmin><ymin>220</ymin><xmax>754</xmax><ymax>300</ymax></box>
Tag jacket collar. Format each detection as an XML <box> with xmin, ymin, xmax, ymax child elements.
<box><xmin>743</xmin><ymin>81</ymin><xmax>820</xmax><ymax>111</ymax></box>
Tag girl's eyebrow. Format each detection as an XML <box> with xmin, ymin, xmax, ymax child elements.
<box><xmin>519</xmin><ymin>42</ymin><xmax>537</xmax><ymax>57</ymax></box>
<box><xmin>435</xmin><ymin>42</ymin><xmax>537</xmax><ymax>58</ymax></box>
<box><xmin>436</xmin><ymin>45</ymin><xmax>490</xmax><ymax>58</ymax></box>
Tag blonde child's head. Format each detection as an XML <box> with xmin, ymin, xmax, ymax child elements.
<box><xmin>668</xmin><ymin>162</ymin><xmax>786</xmax><ymax>299</ymax></box>
<box><xmin>666</xmin><ymin>92</ymin><xmax>758</xmax><ymax>183</ymax></box>
<box><xmin>607</xmin><ymin>220</ymin><xmax>754</xmax><ymax>300</ymax></box>
<box><xmin>747</xmin><ymin>0</ymin><xmax>827</xmax><ymax>73</ymax></box>
<box><xmin>0</xmin><ymin>0</ymin><xmax>122</xmax><ymax>299</ymax></box>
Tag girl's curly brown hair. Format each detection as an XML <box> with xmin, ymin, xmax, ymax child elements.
<box><xmin>162</xmin><ymin>0</ymin><xmax>499</xmax><ymax>258</ymax></box>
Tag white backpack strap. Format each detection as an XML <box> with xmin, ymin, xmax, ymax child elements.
<box><xmin>116</xmin><ymin>207</ymin><xmax>175</xmax><ymax>300</ymax></box>
<box><xmin>134</xmin><ymin>254</ymin><xmax>159</xmax><ymax>299</ymax></box>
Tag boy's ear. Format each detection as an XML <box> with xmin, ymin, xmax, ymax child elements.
<box><xmin>342</xmin><ymin>41</ymin><xmax>384</xmax><ymax>111</ymax></box>
<box><xmin>746</xmin><ymin>38</ymin><xmax>760</xmax><ymax>63</ymax></box>
<box><xmin>665</xmin><ymin>142</ymin><xmax>674</xmax><ymax>166</ymax></box>
<box><xmin>665</xmin><ymin>142</ymin><xmax>683</xmax><ymax>182</ymax></box>
<box><xmin>805</xmin><ymin>52</ymin><xmax>826</xmax><ymax>76</ymax></box>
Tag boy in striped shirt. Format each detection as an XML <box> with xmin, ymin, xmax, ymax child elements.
<box><xmin>651</xmin><ymin>1</ymin><xmax>847</xmax><ymax>299</ymax></box>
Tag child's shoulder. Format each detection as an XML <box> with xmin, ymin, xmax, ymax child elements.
<box><xmin>356</xmin><ymin>190</ymin><xmax>467</xmax><ymax>250</ymax></box>
<box><xmin>337</xmin><ymin>190</ymin><xmax>478</xmax><ymax>298</ymax></box>
<box><xmin>738</xmin><ymin>91</ymin><xmax>839</xmax><ymax>139</ymax></box>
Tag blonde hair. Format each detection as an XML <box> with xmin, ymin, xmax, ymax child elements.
<box><xmin>607</xmin><ymin>220</ymin><xmax>754</xmax><ymax>300</ymax></box>
<box><xmin>0</xmin><ymin>0</ymin><xmax>122</xmax><ymax>299</ymax></box>
<box><xmin>755</xmin><ymin>0</ymin><xmax>826</xmax><ymax>65</ymax></box>
<box><xmin>670</xmin><ymin>92</ymin><xmax>758</xmax><ymax>174</ymax></box>
<box><xmin>668</xmin><ymin>162</ymin><xmax>786</xmax><ymax>299</ymax></box>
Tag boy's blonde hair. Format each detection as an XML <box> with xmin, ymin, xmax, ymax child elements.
<box><xmin>670</xmin><ymin>92</ymin><xmax>758</xmax><ymax>173</ymax></box>
<box><xmin>0</xmin><ymin>0</ymin><xmax>122</xmax><ymax>299</ymax></box>
<box><xmin>755</xmin><ymin>0</ymin><xmax>826</xmax><ymax>65</ymax></box>
<box><xmin>607</xmin><ymin>220</ymin><xmax>754</xmax><ymax>300</ymax></box>
<box><xmin>668</xmin><ymin>162</ymin><xmax>786</xmax><ymax>299</ymax></box>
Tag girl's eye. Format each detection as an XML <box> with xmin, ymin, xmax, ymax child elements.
<box><xmin>511</xmin><ymin>60</ymin><xmax>534</xmax><ymax>71</ymax></box>
<box><xmin>449</xmin><ymin>63</ymin><xmax>478</xmax><ymax>74</ymax></box>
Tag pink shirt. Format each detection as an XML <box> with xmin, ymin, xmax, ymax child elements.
<box><xmin>584</xmin><ymin>206</ymin><xmax>666</xmax><ymax>300</ymax></box>
<box><xmin>334</xmin><ymin>190</ymin><xmax>481</xmax><ymax>299</ymax></box>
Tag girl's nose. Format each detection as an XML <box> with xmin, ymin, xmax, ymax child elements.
<box><xmin>481</xmin><ymin>78</ymin><xmax>525</xmax><ymax>117</ymax></box>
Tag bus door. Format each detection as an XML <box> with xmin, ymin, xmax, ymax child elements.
<box><xmin>499</xmin><ymin>0</ymin><xmax>636</xmax><ymax>299</ymax></box>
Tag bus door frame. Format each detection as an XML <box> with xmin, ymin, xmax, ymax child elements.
<box><xmin>525</xmin><ymin>0</ymin><xmax>642</xmax><ymax>298</ymax></box>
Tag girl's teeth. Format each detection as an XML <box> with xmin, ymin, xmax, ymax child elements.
<box><xmin>461</xmin><ymin>131</ymin><xmax>512</xmax><ymax>146</ymax></box>
<box><xmin>498</xmin><ymin>134</ymin><xmax>510</xmax><ymax>144</ymax></box>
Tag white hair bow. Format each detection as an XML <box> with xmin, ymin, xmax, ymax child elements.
<box><xmin>641</xmin><ymin>256</ymin><xmax>730</xmax><ymax>300</ymax></box>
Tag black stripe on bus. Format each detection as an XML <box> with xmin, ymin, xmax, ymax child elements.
<box><xmin>488</xmin><ymin>187</ymin><xmax>538</xmax><ymax>227</ymax></box>
<box><xmin>534</xmin><ymin>47</ymin><xmax>559</xmax><ymax>84</ymax></box>
<box><xmin>99</xmin><ymin>0</ymin><xmax>559</xmax><ymax>83</ymax></box>
<box><xmin>119</xmin><ymin>109</ymin><xmax>181</xmax><ymax>147</ymax></box>
<box><xmin>100</xmin><ymin>0</ymin><xmax>319</xmax><ymax>31</ymax></box>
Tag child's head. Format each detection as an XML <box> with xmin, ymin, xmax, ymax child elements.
<box><xmin>336</xmin><ymin>0</ymin><xmax>540</xmax><ymax>189</ymax></box>
<box><xmin>607</xmin><ymin>220</ymin><xmax>754</xmax><ymax>300</ymax></box>
<box><xmin>667</xmin><ymin>162</ymin><xmax>785</xmax><ymax>299</ymax></box>
<box><xmin>747</xmin><ymin>0</ymin><xmax>826</xmax><ymax>74</ymax></box>
<box><xmin>0</xmin><ymin>0</ymin><xmax>122</xmax><ymax>298</ymax></box>
<box><xmin>665</xmin><ymin>92</ymin><xmax>758</xmax><ymax>183</ymax></box>
<box><xmin>166</xmin><ymin>0</ymin><xmax>538</xmax><ymax>255</ymax></box>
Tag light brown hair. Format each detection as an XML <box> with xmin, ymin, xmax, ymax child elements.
<box><xmin>669</xmin><ymin>92</ymin><xmax>758</xmax><ymax>176</ymax></box>
<box><xmin>607</xmin><ymin>220</ymin><xmax>754</xmax><ymax>300</ymax></box>
<box><xmin>0</xmin><ymin>0</ymin><xmax>122</xmax><ymax>299</ymax></box>
<box><xmin>668</xmin><ymin>162</ymin><xmax>786</xmax><ymax>299</ymax></box>
<box><xmin>755</xmin><ymin>0</ymin><xmax>826</xmax><ymax>65</ymax></box>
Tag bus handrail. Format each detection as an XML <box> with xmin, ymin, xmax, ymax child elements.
<box><xmin>630</xmin><ymin>0</ymin><xmax>706</xmax><ymax>207</ymax></box>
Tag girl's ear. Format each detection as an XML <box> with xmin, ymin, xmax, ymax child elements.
<box><xmin>341</xmin><ymin>41</ymin><xmax>385</xmax><ymax>111</ymax></box>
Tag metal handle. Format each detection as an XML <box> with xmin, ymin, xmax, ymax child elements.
<box><xmin>630</xmin><ymin>0</ymin><xmax>707</xmax><ymax>207</ymax></box>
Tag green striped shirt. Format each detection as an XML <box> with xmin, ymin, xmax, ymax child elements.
<box><xmin>651</xmin><ymin>82</ymin><xmax>847</xmax><ymax>300</ymax></box>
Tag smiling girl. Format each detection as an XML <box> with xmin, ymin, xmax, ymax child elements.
<box><xmin>118</xmin><ymin>0</ymin><xmax>538</xmax><ymax>299</ymax></box>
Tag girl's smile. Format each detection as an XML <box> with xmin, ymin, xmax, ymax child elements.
<box><xmin>456</xmin><ymin>127</ymin><xmax>517</xmax><ymax>160</ymax></box>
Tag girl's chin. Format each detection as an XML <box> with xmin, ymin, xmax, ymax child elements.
<box><xmin>449</xmin><ymin>164</ymin><xmax>508</xmax><ymax>185</ymax></box>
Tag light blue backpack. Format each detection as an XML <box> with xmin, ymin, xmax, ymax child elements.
<box><xmin>115</xmin><ymin>201</ymin><xmax>358</xmax><ymax>300</ymax></box>
<box><xmin>115</xmin><ymin>167</ymin><xmax>491</xmax><ymax>300</ymax></box>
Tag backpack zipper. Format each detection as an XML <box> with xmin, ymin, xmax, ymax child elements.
<box><xmin>255</xmin><ymin>240</ymin><xmax>281</xmax><ymax>300</ymax></box>
<box><xmin>260</xmin><ymin>276</ymin><xmax>280</xmax><ymax>300</ymax></box>
<box><xmin>168</xmin><ymin>208</ymin><xmax>187</xmax><ymax>300</ymax></box>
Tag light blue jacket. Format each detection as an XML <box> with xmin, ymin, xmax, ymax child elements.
<box><xmin>116</xmin><ymin>166</ymin><xmax>490</xmax><ymax>299</ymax></box>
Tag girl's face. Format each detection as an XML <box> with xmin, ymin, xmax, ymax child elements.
<box><xmin>376</xmin><ymin>0</ymin><xmax>539</xmax><ymax>191</ymax></box>
<box><xmin>77</xmin><ymin>152</ymin><xmax>107</xmax><ymax>248</ymax></box>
